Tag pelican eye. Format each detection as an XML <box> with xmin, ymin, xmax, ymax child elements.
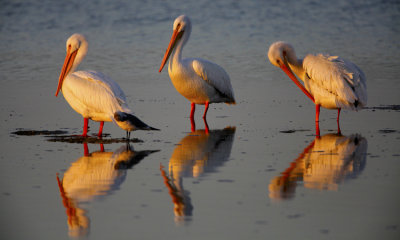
<box><xmin>276</xmin><ymin>59</ymin><xmax>280</xmax><ymax>65</ymax></box>
<box><xmin>176</xmin><ymin>23</ymin><xmax>181</xmax><ymax>31</ymax></box>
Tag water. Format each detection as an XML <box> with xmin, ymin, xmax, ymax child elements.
<box><xmin>1</xmin><ymin>0</ymin><xmax>399</xmax><ymax>239</ymax></box>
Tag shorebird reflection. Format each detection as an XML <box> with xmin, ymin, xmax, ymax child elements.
<box><xmin>57</xmin><ymin>143</ymin><xmax>158</xmax><ymax>237</ymax></box>
<box><xmin>269</xmin><ymin>133</ymin><xmax>367</xmax><ymax>200</ymax></box>
<box><xmin>160</xmin><ymin>126</ymin><xmax>236</xmax><ymax>224</ymax></box>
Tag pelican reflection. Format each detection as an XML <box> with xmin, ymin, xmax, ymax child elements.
<box><xmin>161</xmin><ymin>126</ymin><xmax>236</xmax><ymax>224</ymax></box>
<box><xmin>269</xmin><ymin>133</ymin><xmax>367</xmax><ymax>200</ymax></box>
<box><xmin>57</xmin><ymin>143</ymin><xmax>158</xmax><ymax>237</ymax></box>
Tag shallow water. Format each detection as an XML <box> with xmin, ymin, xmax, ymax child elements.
<box><xmin>1</xmin><ymin>0</ymin><xmax>400</xmax><ymax>239</ymax></box>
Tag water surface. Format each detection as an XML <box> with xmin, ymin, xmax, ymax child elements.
<box><xmin>1</xmin><ymin>0</ymin><xmax>399</xmax><ymax>239</ymax></box>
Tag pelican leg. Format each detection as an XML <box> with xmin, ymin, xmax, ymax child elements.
<box><xmin>337</xmin><ymin>121</ymin><xmax>342</xmax><ymax>136</ymax></box>
<box><xmin>203</xmin><ymin>118</ymin><xmax>209</xmax><ymax>134</ymax></box>
<box><xmin>190</xmin><ymin>102</ymin><xmax>196</xmax><ymax>119</ymax></box>
<box><xmin>336</xmin><ymin>109</ymin><xmax>342</xmax><ymax>135</ymax></box>
<box><xmin>97</xmin><ymin>121</ymin><xmax>104</xmax><ymax>137</ymax></box>
<box><xmin>203</xmin><ymin>102</ymin><xmax>209</xmax><ymax>119</ymax></box>
<box><xmin>315</xmin><ymin>121</ymin><xmax>320</xmax><ymax>138</ymax></box>
<box><xmin>315</xmin><ymin>104</ymin><xmax>320</xmax><ymax>122</ymax></box>
<box><xmin>82</xmin><ymin>118</ymin><xmax>89</xmax><ymax>137</ymax></box>
<box><xmin>190</xmin><ymin>116</ymin><xmax>196</xmax><ymax>132</ymax></box>
<box><xmin>100</xmin><ymin>143</ymin><xmax>104</xmax><ymax>152</ymax></box>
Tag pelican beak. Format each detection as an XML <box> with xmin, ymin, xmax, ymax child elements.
<box><xmin>279</xmin><ymin>57</ymin><xmax>315</xmax><ymax>103</ymax></box>
<box><xmin>159</xmin><ymin>29</ymin><xmax>183</xmax><ymax>72</ymax></box>
<box><xmin>55</xmin><ymin>46</ymin><xmax>78</xmax><ymax>97</ymax></box>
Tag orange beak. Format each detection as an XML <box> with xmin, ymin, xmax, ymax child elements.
<box><xmin>159</xmin><ymin>29</ymin><xmax>183</xmax><ymax>73</ymax></box>
<box><xmin>279</xmin><ymin>59</ymin><xmax>315</xmax><ymax>103</ymax></box>
<box><xmin>55</xmin><ymin>46</ymin><xmax>78</xmax><ymax>97</ymax></box>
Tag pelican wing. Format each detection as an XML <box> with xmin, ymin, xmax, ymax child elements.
<box><xmin>83</xmin><ymin>71</ymin><xmax>127</xmax><ymax>104</ymax></box>
<box><xmin>192</xmin><ymin>59</ymin><xmax>235</xmax><ymax>103</ymax></box>
<box><xmin>65</xmin><ymin>71</ymin><xmax>132</xmax><ymax>115</ymax></box>
<box><xmin>303</xmin><ymin>54</ymin><xmax>367</xmax><ymax>109</ymax></box>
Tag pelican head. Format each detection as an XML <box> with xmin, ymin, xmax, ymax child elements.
<box><xmin>267</xmin><ymin>41</ymin><xmax>297</xmax><ymax>68</ymax></box>
<box><xmin>268</xmin><ymin>41</ymin><xmax>315</xmax><ymax>102</ymax></box>
<box><xmin>159</xmin><ymin>15</ymin><xmax>192</xmax><ymax>72</ymax></box>
<box><xmin>55</xmin><ymin>33</ymin><xmax>88</xmax><ymax>97</ymax></box>
<box><xmin>267</xmin><ymin>41</ymin><xmax>299</xmax><ymax>82</ymax></box>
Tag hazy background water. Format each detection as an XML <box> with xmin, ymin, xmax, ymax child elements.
<box><xmin>0</xmin><ymin>0</ymin><xmax>399</xmax><ymax>239</ymax></box>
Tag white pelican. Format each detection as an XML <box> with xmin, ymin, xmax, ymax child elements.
<box><xmin>159</xmin><ymin>15</ymin><xmax>236</xmax><ymax>119</ymax></box>
<box><xmin>267</xmin><ymin>41</ymin><xmax>367</xmax><ymax>124</ymax></box>
<box><xmin>55</xmin><ymin>33</ymin><xmax>158</xmax><ymax>138</ymax></box>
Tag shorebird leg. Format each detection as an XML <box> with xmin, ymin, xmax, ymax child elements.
<box><xmin>315</xmin><ymin>121</ymin><xmax>321</xmax><ymax>138</ymax></box>
<box><xmin>81</xmin><ymin>118</ymin><xmax>89</xmax><ymax>137</ymax></box>
<box><xmin>203</xmin><ymin>118</ymin><xmax>209</xmax><ymax>134</ymax></box>
<box><xmin>315</xmin><ymin>104</ymin><xmax>321</xmax><ymax>122</ymax></box>
<box><xmin>190</xmin><ymin>116</ymin><xmax>196</xmax><ymax>132</ymax></box>
<box><xmin>337</xmin><ymin>108</ymin><xmax>341</xmax><ymax>122</ymax></box>
<box><xmin>97</xmin><ymin>121</ymin><xmax>104</xmax><ymax>137</ymax></box>
<box><xmin>190</xmin><ymin>102</ymin><xmax>196</xmax><ymax>119</ymax></box>
<box><xmin>203</xmin><ymin>102</ymin><xmax>209</xmax><ymax>119</ymax></box>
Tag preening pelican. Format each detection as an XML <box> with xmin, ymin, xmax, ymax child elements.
<box><xmin>159</xmin><ymin>15</ymin><xmax>236</xmax><ymax>119</ymax></box>
<box><xmin>267</xmin><ymin>41</ymin><xmax>367</xmax><ymax>125</ymax></box>
<box><xmin>55</xmin><ymin>33</ymin><xmax>158</xmax><ymax>138</ymax></box>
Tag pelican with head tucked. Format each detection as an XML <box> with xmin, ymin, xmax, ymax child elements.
<box><xmin>267</xmin><ymin>41</ymin><xmax>367</xmax><ymax>126</ymax></box>
<box><xmin>159</xmin><ymin>15</ymin><xmax>236</xmax><ymax>120</ymax></box>
<box><xmin>55</xmin><ymin>33</ymin><xmax>158</xmax><ymax>138</ymax></box>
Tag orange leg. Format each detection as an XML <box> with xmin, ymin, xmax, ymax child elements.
<box><xmin>190</xmin><ymin>102</ymin><xmax>196</xmax><ymax>119</ymax></box>
<box><xmin>315</xmin><ymin>121</ymin><xmax>320</xmax><ymax>138</ymax></box>
<box><xmin>203</xmin><ymin>118</ymin><xmax>209</xmax><ymax>134</ymax></box>
<box><xmin>315</xmin><ymin>104</ymin><xmax>321</xmax><ymax>137</ymax></box>
<box><xmin>82</xmin><ymin>118</ymin><xmax>89</xmax><ymax>137</ymax></box>
<box><xmin>336</xmin><ymin>109</ymin><xmax>342</xmax><ymax>135</ymax></box>
<box><xmin>190</xmin><ymin>116</ymin><xmax>196</xmax><ymax>132</ymax></box>
<box><xmin>315</xmin><ymin>104</ymin><xmax>320</xmax><ymax>122</ymax></box>
<box><xmin>337</xmin><ymin>121</ymin><xmax>342</xmax><ymax>135</ymax></box>
<box><xmin>97</xmin><ymin>121</ymin><xmax>104</xmax><ymax>137</ymax></box>
<box><xmin>203</xmin><ymin>102</ymin><xmax>209</xmax><ymax>119</ymax></box>
<box><xmin>337</xmin><ymin>109</ymin><xmax>341</xmax><ymax>122</ymax></box>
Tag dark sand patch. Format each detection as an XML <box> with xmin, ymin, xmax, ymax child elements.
<box><xmin>11</xmin><ymin>129</ymin><xmax>142</xmax><ymax>143</ymax></box>
<box><xmin>365</xmin><ymin>105</ymin><xmax>400</xmax><ymax>111</ymax></box>
<box><xmin>280</xmin><ymin>129</ymin><xmax>311</xmax><ymax>134</ymax></box>
<box><xmin>46</xmin><ymin>135</ymin><xmax>141</xmax><ymax>144</ymax></box>
<box><xmin>11</xmin><ymin>129</ymin><xmax>68</xmax><ymax>136</ymax></box>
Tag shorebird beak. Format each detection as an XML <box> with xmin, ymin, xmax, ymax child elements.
<box><xmin>279</xmin><ymin>57</ymin><xmax>315</xmax><ymax>103</ymax></box>
<box><xmin>55</xmin><ymin>46</ymin><xmax>78</xmax><ymax>97</ymax></box>
<box><xmin>159</xmin><ymin>29</ymin><xmax>183</xmax><ymax>73</ymax></box>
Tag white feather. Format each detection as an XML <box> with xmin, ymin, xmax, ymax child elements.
<box><xmin>62</xmin><ymin>70</ymin><xmax>132</xmax><ymax>122</ymax></box>
<box><xmin>192</xmin><ymin>59</ymin><xmax>235</xmax><ymax>103</ymax></box>
<box><xmin>303</xmin><ymin>54</ymin><xmax>367</xmax><ymax>110</ymax></box>
<box><xmin>160</xmin><ymin>15</ymin><xmax>236</xmax><ymax>112</ymax></box>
